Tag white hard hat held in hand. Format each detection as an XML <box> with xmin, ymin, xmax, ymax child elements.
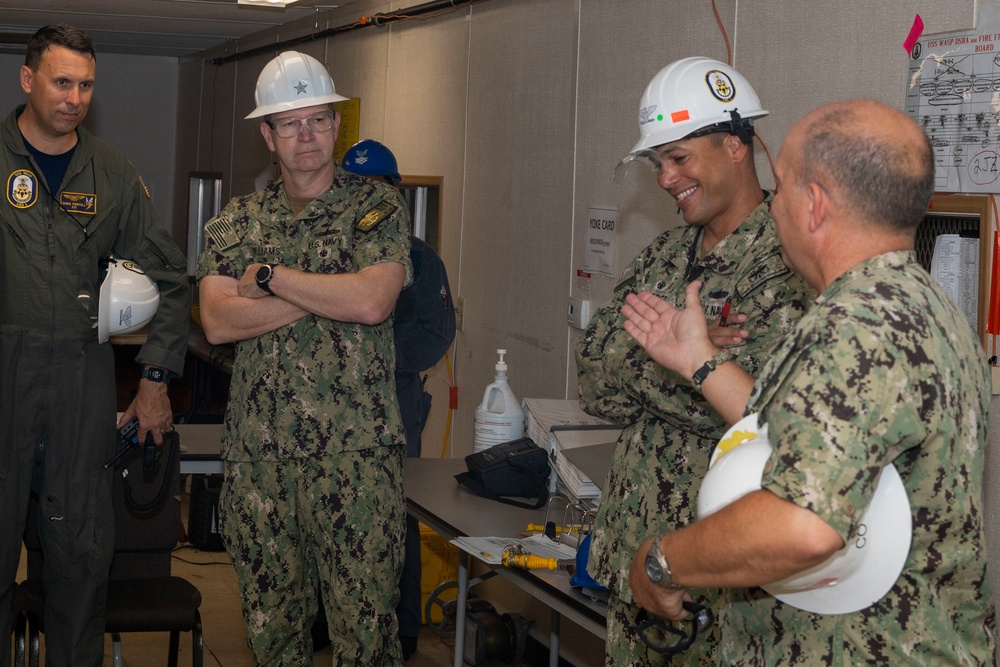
<box><xmin>98</xmin><ymin>257</ymin><xmax>160</xmax><ymax>343</ymax></box>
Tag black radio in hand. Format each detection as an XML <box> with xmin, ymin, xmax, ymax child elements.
<box><xmin>104</xmin><ymin>416</ymin><xmax>165</xmax><ymax>473</ymax></box>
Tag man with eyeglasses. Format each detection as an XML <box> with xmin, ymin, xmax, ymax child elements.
<box><xmin>197</xmin><ymin>51</ymin><xmax>412</xmax><ymax>665</ymax></box>
<box><xmin>576</xmin><ymin>57</ymin><xmax>813</xmax><ymax>666</ymax></box>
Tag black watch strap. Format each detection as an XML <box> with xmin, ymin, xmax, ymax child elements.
<box><xmin>691</xmin><ymin>350</ymin><xmax>734</xmax><ymax>390</ymax></box>
<box><xmin>256</xmin><ymin>264</ymin><xmax>275</xmax><ymax>294</ymax></box>
<box><xmin>141</xmin><ymin>367</ymin><xmax>170</xmax><ymax>384</ymax></box>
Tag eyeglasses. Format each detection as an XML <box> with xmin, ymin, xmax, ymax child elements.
<box><xmin>634</xmin><ymin>602</ymin><xmax>714</xmax><ymax>655</ymax></box>
<box><xmin>266</xmin><ymin>112</ymin><xmax>335</xmax><ymax>138</ymax></box>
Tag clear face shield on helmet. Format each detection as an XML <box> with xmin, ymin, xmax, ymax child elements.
<box><xmin>612</xmin><ymin>114</ymin><xmax>755</xmax><ymax>184</ymax></box>
<box><xmin>613</xmin><ymin>149</ymin><xmax>663</xmax><ymax>183</ymax></box>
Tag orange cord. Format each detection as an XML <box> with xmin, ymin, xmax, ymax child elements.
<box><xmin>757</xmin><ymin>135</ymin><xmax>776</xmax><ymax>185</ymax></box>
<box><xmin>711</xmin><ymin>0</ymin><xmax>733</xmax><ymax>66</ymax></box>
<box><xmin>709</xmin><ymin>0</ymin><xmax>772</xmax><ymax>182</ymax></box>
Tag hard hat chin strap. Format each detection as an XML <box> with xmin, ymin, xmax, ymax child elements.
<box><xmin>684</xmin><ymin>108</ymin><xmax>755</xmax><ymax>145</ymax></box>
<box><xmin>725</xmin><ymin>109</ymin><xmax>756</xmax><ymax>145</ymax></box>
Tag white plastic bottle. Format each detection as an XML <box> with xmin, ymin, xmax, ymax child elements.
<box><xmin>473</xmin><ymin>349</ymin><xmax>525</xmax><ymax>453</ymax></box>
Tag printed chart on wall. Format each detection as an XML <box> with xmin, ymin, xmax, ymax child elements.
<box><xmin>906</xmin><ymin>5</ymin><xmax>1000</xmax><ymax>192</ymax></box>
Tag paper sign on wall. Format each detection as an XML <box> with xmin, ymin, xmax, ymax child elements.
<box><xmin>585</xmin><ymin>206</ymin><xmax>617</xmax><ymax>276</ymax></box>
<box><xmin>906</xmin><ymin>5</ymin><xmax>1000</xmax><ymax>192</ymax></box>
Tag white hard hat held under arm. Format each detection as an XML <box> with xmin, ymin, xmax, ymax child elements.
<box><xmin>698</xmin><ymin>413</ymin><xmax>912</xmax><ymax>615</ymax></box>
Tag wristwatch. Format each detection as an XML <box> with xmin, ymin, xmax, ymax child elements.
<box><xmin>645</xmin><ymin>536</ymin><xmax>683</xmax><ymax>589</ymax></box>
<box><xmin>691</xmin><ymin>350</ymin><xmax>735</xmax><ymax>391</ymax></box>
<box><xmin>140</xmin><ymin>367</ymin><xmax>170</xmax><ymax>385</ymax></box>
<box><xmin>255</xmin><ymin>264</ymin><xmax>276</xmax><ymax>294</ymax></box>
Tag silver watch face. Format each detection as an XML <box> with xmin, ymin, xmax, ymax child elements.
<box><xmin>645</xmin><ymin>553</ymin><xmax>664</xmax><ymax>583</ymax></box>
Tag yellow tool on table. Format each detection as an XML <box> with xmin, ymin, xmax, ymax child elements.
<box><xmin>501</xmin><ymin>548</ymin><xmax>557</xmax><ymax>570</ymax></box>
<box><xmin>525</xmin><ymin>523</ymin><xmax>580</xmax><ymax>535</ymax></box>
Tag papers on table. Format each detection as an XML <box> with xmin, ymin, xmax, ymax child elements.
<box><xmin>451</xmin><ymin>534</ymin><xmax>578</xmax><ymax>565</ymax></box>
<box><xmin>522</xmin><ymin>398</ymin><xmax>612</xmax><ymax>447</ymax></box>
<box><xmin>521</xmin><ymin>398</ymin><xmax>620</xmax><ymax>504</ymax></box>
<box><xmin>560</xmin><ymin>439</ymin><xmax>615</xmax><ymax>494</ymax></box>
<box><xmin>548</xmin><ymin>428</ymin><xmax>619</xmax><ymax>502</ymax></box>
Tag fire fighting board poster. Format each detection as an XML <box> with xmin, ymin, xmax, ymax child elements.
<box><xmin>906</xmin><ymin>5</ymin><xmax>1000</xmax><ymax>192</ymax></box>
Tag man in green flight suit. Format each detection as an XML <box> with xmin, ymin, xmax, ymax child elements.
<box><xmin>0</xmin><ymin>24</ymin><xmax>190</xmax><ymax>667</ymax></box>
<box><xmin>197</xmin><ymin>52</ymin><xmax>412</xmax><ymax>665</ymax></box>
<box><xmin>622</xmin><ymin>99</ymin><xmax>996</xmax><ymax>665</ymax></box>
<box><xmin>576</xmin><ymin>57</ymin><xmax>814</xmax><ymax>666</ymax></box>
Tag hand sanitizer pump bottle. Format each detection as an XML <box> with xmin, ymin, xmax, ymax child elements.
<box><xmin>473</xmin><ymin>349</ymin><xmax>525</xmax><ymax>453</ymax></box>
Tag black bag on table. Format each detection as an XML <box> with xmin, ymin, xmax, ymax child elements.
<box><xmin>455</xmin><ymin>437</ymin><xmax>551</xmax><ymax>509</ymax></box>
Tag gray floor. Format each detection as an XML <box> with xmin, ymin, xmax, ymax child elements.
<box><xmin>14</xmin><ymin>484</ymin><xmax>458</xmax><ymax>667</ymax></box>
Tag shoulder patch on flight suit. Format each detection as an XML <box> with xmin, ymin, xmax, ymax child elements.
<box><xmin>356</xmin><ymin>201</ymin><xmax>398</xmax><ymax>233</ymax></box>
<box><xmin>205</xmin><ymin>216</ymin><xmax>240</xmax><ymax>252</ymax></box>
<box><xmin>60</xmin><ymin>192</ymin><xmax>97</xmax><ymax>215</ymax></box>
<box><xmin>7</xmin><ymin>169</ymin><xmax>38</xmax><ymax>209</ymax></box>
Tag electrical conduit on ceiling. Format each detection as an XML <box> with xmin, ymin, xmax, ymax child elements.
<box><xmin>209</xmin><ymin>0</ymin><xmax>489</xmax><ymax>65</ymax></box>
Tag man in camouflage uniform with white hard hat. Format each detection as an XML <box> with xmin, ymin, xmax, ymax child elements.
<box><xmin>622</xmin><ymin>99</ymin><xmax>995</xmax><ymax>664</ymax></box>
<box><xmin>576</xmin><ymin>57</ymin><xmax>814</xmax><ymax>665</ymax></box>
<box><xmin>197</xmin><ymin>51</ymin><xmax>411</xmax><ymax>665</ymax></box>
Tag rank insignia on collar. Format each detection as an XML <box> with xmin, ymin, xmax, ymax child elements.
<box><xmin>356</xmin><ymin>201</ymin><xmax>398</xmax><ymax>233</ymax></box>
<box><xmin>204</xmin><ymin>215</ymin><xmax>240</xmax><ymax>251</ymax></box>
<box><xmin>60</xmin><ymin>191</ymin><xmax>97</xmax><ymax>215</ymax></box>
<box><xmin>7</xmin><ymin>169</ymin><xmax>37</xmax><ymax>209</ymax></box>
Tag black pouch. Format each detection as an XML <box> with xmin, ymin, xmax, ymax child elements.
<box><xmin>455</xmin><ymin>437</ymin><xmax>550</xmax><ymax>509</ymax></box>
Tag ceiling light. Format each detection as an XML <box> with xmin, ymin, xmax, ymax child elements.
<box><xmin>237</xmin><ymin>0</ymin><xmax>301</xmax><ymax>6</ymax></box>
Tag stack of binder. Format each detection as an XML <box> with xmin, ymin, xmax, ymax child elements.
<box><xmin>521</xmin><ymin>398</ymin><xmax>620</xmax><ymax>503</ymax></box>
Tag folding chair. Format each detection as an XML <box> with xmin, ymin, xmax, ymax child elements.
<box><xmin>21</xmin><ymin>430</ymin><xmax>203</xmax><ymax>666</ymax></box>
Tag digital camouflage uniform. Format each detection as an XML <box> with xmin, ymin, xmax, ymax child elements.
<box><xmin>0</xmin><ymin>106</ymin><xmax>189</xmax><ymax>667</ymax></box>
<box><xmin>197</xmin><ymin>169</ymin><xmax>412</xmax><ymax>666</ymax></box>
<box><xmin>577</xmin><ymin>199</ymin><xmax>814</xmax><ymax>666</ymax></box>
<box><xmin>726</xmin><ymin>250</ymin><xmax>996</xmax><ymax>665</ymax></box>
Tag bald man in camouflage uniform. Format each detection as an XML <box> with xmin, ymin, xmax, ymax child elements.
<box><xmin>623</xmin><ymin>100</ymin><xmax>995</xmax><ymax>664</ymax></box>
<box><xmin>577</xmin><ymin>66</ymin><xmax>814</xmax><ymax>664</ymax></box>
<box><xmin>198</xmin><ymin>51</ymin><xmax>411</xmax><ymax>666</ymax></box>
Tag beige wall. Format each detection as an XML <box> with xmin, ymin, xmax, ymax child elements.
<box><xmin>0</xmin><ymin>52</ymin><xmax>180</xmax><ymax>238</ymax></box>
<box><xmin>174</xmin><ymin>0</ymin><xmax>984</xmax><ymax>464</ymax></box>
<box><xmin>173</xmin><ymin>2</ymin><xmax>988</xmax><ymax>662</ymax></box>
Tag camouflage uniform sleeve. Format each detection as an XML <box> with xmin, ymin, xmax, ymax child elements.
<box><xmin>578</xmin><ymin>250</ymin><xmax>813</xmax><ymax>430</ymax></box>
<box><xmin>631</xmin><ymin>253</ymin><xmax>810</xmax><ymax>426</ymax></box>
<box><xmin>759</xmin><ymin>315</ymin><xmax>908</xmax><ymax>541</ymax></box>
<box><xmin>352</xmin><ymin>185</ymin><xmax>413</xmax><ymax>288</ymax></box>
<box><xmin>576</xmin><ymin>256</ymin><xmax>656</xmax><ymax>425</ymax></box>
<box><xmin>112</xmin><ymin>161</ymin><xmax>191</xmax><ymax>376</ymax></box>
<box><xmin>196</xmin><ymin>196</ymin><xmax>250</xmax><ymax>282</ymax></box>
